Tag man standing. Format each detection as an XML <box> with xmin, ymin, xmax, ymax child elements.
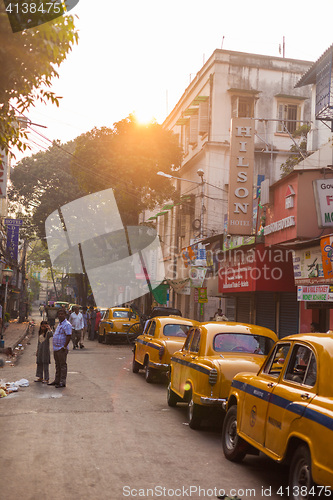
<box><xmin>48</xmin><ymin>308</ymin><xmax>72</xmax><ymax>388</ymax></box>
<box><xmin>213</xmin><ymin>308</ymin><xmax>228</xmax><ymax>321</ymax></box>
<box><xmin>69</xmin><ymin>305</ymin><xmax>84</xmax><ymax>349</ymax></box>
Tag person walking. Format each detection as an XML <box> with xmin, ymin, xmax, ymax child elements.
<box><xmin>34</xmin><ymin>320</ymin><xmax>53</xmax><ymax>383</ymax></box>
<box><xmin>48</xmin><ymin>308</ymin><xmax>72</xmax><ymax>388</ymax></box>
<box><xmin>88</xmin><ymin>306</ymin><xmax>96</xmax><ymax>341</ymax></box>
<box><xmin>81</xmin><ymin>306</ymin><xmax>88</xmax><ymax>344</ymax></box>
<box><xmin>69</xmin><ymin>305</ymin><xmax>84</xmax><ymax>349</ymax></box>
<box><xmin>95</xmin><ymin>309</ymin><xmax>102</xmax><ymax>340</ymax></box>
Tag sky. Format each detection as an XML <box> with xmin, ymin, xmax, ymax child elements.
<box><xmin>14</xmin><ymin>0</ymin><xmax>333</xmax><ymax>162</ymax></box>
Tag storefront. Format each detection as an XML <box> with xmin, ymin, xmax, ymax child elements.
<box><xmin>218</xmin><ymin>243</ymin><xmax>296</xmax><ymax>336</ymax></box>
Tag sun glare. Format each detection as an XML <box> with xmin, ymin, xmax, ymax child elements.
<box><xmin>133</xmin><ymin>110</ymin><xmax>157</xmax><ymax>125</ymax></box>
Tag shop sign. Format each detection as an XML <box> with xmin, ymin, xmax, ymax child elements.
<box><xmin>263</xmin><ymin>216</ymin><xmax>295</xmax><ymax>235</ymax></box>
<box><xmin>285</xmin><ymin>185</ymin><xmax>295</xmax><ymax>209</ymax></box>
<box><xmin>189</xmin><ymin>266</ymin><xmax>207</xmax><ymax>288</ymax></box>
<box><xmin>297</xmin><ymin>285</ymin><xmax>333</xmax><ymax>302</ymax></box>
<box><xmin>321</xmin><ymin>235</ymin><xmax>333</xmax><ymax>279</ymax></box>
<box><xmin>313</xmin><ymin>179</ymin><xmax>333</xmax><ymax>227</ymax></box>
<box><xmin>197</xmin><ymin>287</ymin><xmax>208</xmax><ymax>303</ymax></box>
<box><xmin>219</xmin><ymin>244</ymin><xmax>294</xmax><ymax>293</ymax></box>
<box><xmin>228</xmin><ymin>118</ymin><xmax>254</xmax><ymax>235</ymax></box>
<box><xmin>293</xmin><ymin>247</ymin><xmax>326</xmax><ymax>284</ymax></box>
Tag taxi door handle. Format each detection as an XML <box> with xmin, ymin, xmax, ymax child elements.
<box><xmin>267</xmin><ymin>382</ymin><xmax>275</xmax><ymax>388</ymax></box>
<box><xmin>301</xmin><ymin>393</ymin><xmax>311</xmax><ymax>400</ymax></box>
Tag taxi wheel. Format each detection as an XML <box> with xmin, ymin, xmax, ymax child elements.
<box><xmin>167</xmin><ymin>382</ymin><xmax>179</xmax><ymax>407</ymax></box>
<box><xmin>132</xmin><ymin>352</ymin><xmax>141</xmax><ymax>373</ymax></box>
<box><xmin>188</xmin><ymin>393</ymin><xmax>203</xmax><ymax>430</ymax></box>
<box><xmin>289</xmin><ymin>445</ymin><xmax>314</xmax><ymax>500</ymax></box>
<box><xmin>127</xmin><ymin>323</ymin><xmax>142</xmax><ymax>345</ymax></box>
<box><xmin>222</xmin><ymin>406</ymin><xmax>248</xmax><ymax>462</ymax></box>
<box><xmin>144</xmin><ymin>360</ymin><xmax>155</xmax><ymax>383</ymax></box>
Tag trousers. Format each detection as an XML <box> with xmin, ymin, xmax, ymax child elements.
<box><xmin>53</xmin><ymin>348</ymin><xmax>68</xmax><ymax>385</ymax></box>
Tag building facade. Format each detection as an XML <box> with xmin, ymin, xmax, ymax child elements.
<box><xmin>150</xmin><ymin>49</ymin><xmax>313</xmax><ymax>333</ymax></box>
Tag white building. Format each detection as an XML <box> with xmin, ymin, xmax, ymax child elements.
<box><xmin>153</xmin><ymin>49</ymin><xmax>313</xmax><ymax>320</ymax></box>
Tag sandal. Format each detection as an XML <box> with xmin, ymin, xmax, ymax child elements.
<box><xmin>34</xmin><ymin>378</ymin><xmax>43</xmax><ymax>382</ymax></box>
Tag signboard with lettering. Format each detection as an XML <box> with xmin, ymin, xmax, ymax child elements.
<box><xmin>228</xmin><ymin>118</ymin><xmax>254</xmax><ymax>235</ymax></box>
<box><xmin>293</xmin><ymin>247</ymin><xmax>326</xmax><ymax>284</ymax></box>
<box><xmin>313</xmin><ymin>179</ymin><xmax>333</xmax><ymax>227</ymax></box>
<box><xmin>5</xmin><ymin>219</ymin><xmax>23</xmax><ymax>262</ymax></box>
<box><xmin>297</xmin><ymin>285</ymin><xmax>333</xmax><ymax>302</ymax></box>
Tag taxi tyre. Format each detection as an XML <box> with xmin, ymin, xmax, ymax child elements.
<box><xmin>187</xmin><ymin>389</ymin><xmax>204</xmax><ymax>430</ymax></box>
<box><xmin>289</xmin><ymin>445</ymin><xmax>314</xmax><ymax>500</ymax></box>
<box><xmin>98</xmin><ymin>329</ymin><xmax>105</xmax><ymax>343</ymax></box>
<box><xmin>222</xmin><ymin>406</ymin><xmax>249</xmax><ymax>462</ymax></box>
<box><xmin>132</xmin><ymin>351</ymin><xmax>141</xmax><ymax>373</ymax></box>
<box><xmin>167</xmin><ymin>382</ymin><xmax>179</xmax><ymax>407</ymax></box>
<box><xmin>144</xmin><ymin>357</ymin><xmax>155</xmax><ymax>383</ymax></box>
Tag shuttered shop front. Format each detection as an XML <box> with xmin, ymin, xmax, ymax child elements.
<box><xmin>255</xmin><ymin>292</ymin><xmax>276</xmax><ymax>332</ymax></box>
<box><xmin>279</xmin><ymin>292</ymin><xmax>299</xmax><ymax>337</ymax></box>
<box><xmin>236</xmin><ymin>295</ymin><xmax>251</xmax><ymax>323</ymax></box>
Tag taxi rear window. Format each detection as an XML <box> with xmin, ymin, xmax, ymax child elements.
<box><xmin>213</xmin><ymin>333</ymin><xmax>274</xmax><ymax>355</ymax></box>
<box><xmin>163</xmin><ymin>324</ymin><xmax>191</xmax><ymax>337</ymax></box>
<box><xmin>113</xmin><ymin>310</ymin><xmax>130</xmax><ymax>318</ymax></box>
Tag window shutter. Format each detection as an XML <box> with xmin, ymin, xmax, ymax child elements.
<box><xmin>189</xmin><ymin>115</ymin><xmax>198</xmax><ymax>145</ymax></box>
<box><xmin>198</xmin><ymin>101</ymin><xmax>209</xmax><ymax>135</ymax></box>
<box><xmin>277</xmin><ymin>103</ymin><xmax>284</xmax><ymax>132</ymax></box>
<box><xmin>232</xmin><ymin>97</ymin><xmax>239</xmax><ymax>117</ymax></box>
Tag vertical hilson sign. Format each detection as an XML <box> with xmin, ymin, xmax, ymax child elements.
<box><xmin>228</xmin><ymin>118</ymin><xmax>254</xmax><ymax>235</ymax></box>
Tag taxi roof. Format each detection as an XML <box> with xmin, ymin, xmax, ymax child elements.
<box><xmin>199</xmin><ymin>321</ymin><xmax>278</xmax><ymax>341</ymax></box>
<box><xmin>277</xmin><ymin>332</ymin><xmax>333</xmax><ymax>355</ymax></box>
<box><xmin>154</xmin><ymin>315</ymin><xmax>198</xmax><ymax>326</ymax></box>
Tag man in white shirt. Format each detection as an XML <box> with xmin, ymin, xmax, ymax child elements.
<box><xmin>69</xmin><ymin>306</ymin><xmax>84</xmax><ymax>349</ymax></box>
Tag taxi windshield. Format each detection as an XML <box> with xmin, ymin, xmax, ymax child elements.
<box><xmin>213</xmin><ymin>333</ymin><xmax>274</xmax><ymax>355</ymax></box>
<box><xmin>163</xmin><ymin>324</ymin><xmax>191</xmax><ymax>337</ymax></box>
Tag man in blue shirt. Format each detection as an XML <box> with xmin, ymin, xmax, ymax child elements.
<box><xmin>48</xmin><ymin>308</ymin><xmax>72</xmax><ymax>388</ymax></box>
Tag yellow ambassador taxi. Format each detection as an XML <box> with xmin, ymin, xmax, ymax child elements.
<box><xmin>222</xmin><ymin>333</ymin><xmax>333</xmax><ymax>500</ymax></box>
<box><xmin>132</xmin><ymin>316</ymin><xmax>198</xmax><ymax>382</ymax></box>
<box><xmin>98</xmin><ymin>307</ymin><xmax>139</xmax><ymax>344</ymax></box>
<box><xmin>168</xmin><ymin>322</ymin><xmax>277</xmax><ymax>429</ymax></box>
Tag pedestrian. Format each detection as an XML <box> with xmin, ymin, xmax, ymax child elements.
<box><xmin>48</xmin><ymin>308</ymin><xmax>72</xmax><ymax>388</ymax></box>
<box><xmin>95</xmin><ymin>309</ymin><xmax>102</xmax><ymax>339</ymax></box>
<box><xmin>213</xmin><ymin>308</ymin><xmax>228</xmax><ymax>321</ymax></box>
<box><xmin>69</xmin><ymin>305</ymin><xmax>84</xmax><ymax>349</ymax></box>
<box><xmin>81</xmin><ymin>306</ymin><xmax>88</xmax><ymax>344</ymax></box>
<box><xmin>88</xmin><ymin>306</ymin><xmax>96</xmax><ymax>341</ymax></box>
<box><xmin>39</xmin><ymin>304</ymin><xmax>44</xmax><ymax>316</ymax></box>
<box><xmin>310</xmin><ymin>322</ymin><xmax>320</xmax><ymax>333</ymax></box>
<box><xmin>35</xmin><ymin>320</ymin><xmax>53</xmax><ymax>383</ymax></box>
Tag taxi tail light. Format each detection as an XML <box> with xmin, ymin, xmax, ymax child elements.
<box><xmin>159</xmin><ymin>346</ymin><xmax>165</xmax><ymax>360</ymax></box>
<box><xmin>209</xmin><ymin>368</ymin><xmax>218</xmax><ymax>386</ymax></box>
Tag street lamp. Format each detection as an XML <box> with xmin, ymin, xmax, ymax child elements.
<box><xmin>2</xmin><ymin>267</ymin><xmax>13</xmax><ymax>329</ymax></box>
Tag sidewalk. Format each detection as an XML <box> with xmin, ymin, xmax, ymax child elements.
<box><xmin>1</xmin><ymin>319</ymin><xmax>35</xmax><ymax>351</ymax></box>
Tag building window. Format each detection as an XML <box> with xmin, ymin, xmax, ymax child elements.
<box><xmin>232</xmin><ymin>96</ymin><xmax>255</xmax><ymax>118</ymax></box>
<box><xmin>277</xmin><ymin>102</ymin><xmax>300</xmax><ymax>134</ymax></box>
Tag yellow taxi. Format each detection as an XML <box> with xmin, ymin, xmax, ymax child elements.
<box><xmin>98</xmin><ymin>307</ymin><xmax>139</xmax><ymax>344</ymax></box>
<box><xmin>133</xmin><ymin>316</ymin><xmax>198</xmax><ymax>382</ymax></box>
<box><xmin>168</xmin><ymin>322</ymin><xmax>277</xmax><ymax>429</ymax></box>
<box><xmin>222</xmin><ymin>333</ymin><xmax>333</xmax><ymax>500</ymax></box>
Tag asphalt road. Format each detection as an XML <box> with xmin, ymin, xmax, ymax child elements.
<box><xmin>0</xmin><ymin>314</ymin><xmax>289</xmax><ymax>500</ymax></box>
